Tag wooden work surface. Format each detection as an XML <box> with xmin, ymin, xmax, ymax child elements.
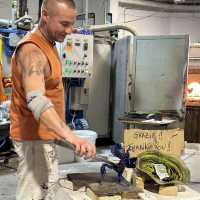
<box><xmin>67</xmin><ymin>173</ymin><xmax>142</xmax><ymax>199</ymax></box>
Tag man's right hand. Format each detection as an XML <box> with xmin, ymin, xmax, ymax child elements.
<box><xmin>71</xmin><ymin>135</ymin><xmax>96</xmax><ymax>159</ymax></box>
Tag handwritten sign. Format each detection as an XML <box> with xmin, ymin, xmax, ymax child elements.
<box><xmin>124</xmin><ymin>129</ymin><xmax>184</xmax><ymax>157</ymax></box>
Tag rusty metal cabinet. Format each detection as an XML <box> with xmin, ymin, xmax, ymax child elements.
<box><xmin>185</xmin><ymin>106</ymin><xmax>200</xmax><ymax>143</ymax></box>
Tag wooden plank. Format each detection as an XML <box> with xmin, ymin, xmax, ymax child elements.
<box><xmin>159</xmin><ymin>185</ymin><xmax>178</xmax><ymax>196</ymax></box>
<box><xmin>86</xmin><ymin>187</ymin><xmax>121</xmax><ymax>200</ymax></box>
<box><xmin>67</xmin><ymin>173</ymin><xmax>142</xmax><ymax>199</ymax></box>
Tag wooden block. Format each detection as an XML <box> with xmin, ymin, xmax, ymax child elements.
<box><xmin>159</xmin><ymin>185</ymin><xmax>178</xmax><ymax>196</ymax></box>
<box><xmin>68</xmin><ymin>173</ymin><xmax>142</xmax><ymax>199</ymax></box>
<box><xmin>86</xmin><ymin>187</ymin><xmax>121</xmax><ymax>200</ymax></box>
<box><xmin>58</xmin><ymin>179</ymin><xmax>74</xmax><ymax>190</ymax></box>
<box><xmin>135</xmin><ymin>176</ymin><xmax>144</xmax><ymax>190</ymax></box>
<box><xmin>122</xmin><ymin>168</ymin><xmax>134</xmax><ymax>183</ymax></box>
<box><xmin>121</xmin><ymin>191</ymin><xmax>141</xmax><ymax>199</ymax></box>
<box><xmin>59</xmin><ymin>178</ymin><xmax>86</xmax><ymax>192</ymax></box>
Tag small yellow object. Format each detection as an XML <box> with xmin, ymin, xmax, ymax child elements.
<box><xmin>0</xmin><ymin>37</ymin><xmax>3</xmax><ymax>63</ymax></box>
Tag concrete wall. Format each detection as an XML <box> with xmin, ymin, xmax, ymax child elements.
<box><xmin>0</xmin><ymin>0</ymin><xmax>13</xmax><ymax>20</ymax></box>
<box><xmin>27</xmin><ymin>0</ymin><xmax>39</xmax><ymax>23</ymax></box>
<box><xmin>75</xmin><ymin>0</ymin><xmax>109</xmax><ymax>26</ymax></box>
<box><xmin>170</xmin><ymin>13</ymin><xmax>200</xmax><ymax>43</ymax></box>
<box><xmin>0</xmin><ymin>0</ymin><xmax>39</xmax><ymax>22</ymax></box>
<box><xmin>111</xmin><ymin>1</ymin><xmax>200</xmax><ymax>43</ymax></box>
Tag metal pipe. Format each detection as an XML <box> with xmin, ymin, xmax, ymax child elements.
<box><xmin>89</xmin><ymin>23</ymin><xmax>137</xmax><ymax>36</ymax></box>
<box><xmin>0</xmin><ymin>19</ymin><xmax>11</xmax><ymax>27</ymax></box>
<box><xmin>11</xmin><ymin>0</ymin><xmax>17</xmax><ymax>28</ymax></box>
<box><xmin>19</xmin><ymin>0</ymin><xmax>28</xmax><ymax>18</ymax></box>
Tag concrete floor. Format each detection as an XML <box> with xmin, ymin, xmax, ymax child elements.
<box><xmin>0</xmin><ymin>161</ymin><xmax>200</xmax><ymax>200</ymax></box>
<box><xmin>1</xmin><ymin>146</ymin><xmax>200</xmax><ymax>200</ymax></box>
<box><xmin>0</xmin><ymin>162</ymin><xmax>103</xmax><ymax>200</ymax></box>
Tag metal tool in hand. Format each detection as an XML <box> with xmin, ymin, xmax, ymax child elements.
<box><xmin>99</xmin><ymin>143</ymin><xmax>137</xmax><ymax>182</ymax></box>
<box><xmin>54</xmin><ymin>139</ymin><xmax>114</xmax><ymax>163</ymax></box>
<box><xmin>55</xmin><ymin>140</ymin><xmax>136</xmax><ymax>183</ymax></box>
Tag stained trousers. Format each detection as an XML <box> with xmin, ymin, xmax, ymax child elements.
<box><xmin>13</xmin><ymin>140</ymin><xmax>59</xmax><ymax>200</ymax></box>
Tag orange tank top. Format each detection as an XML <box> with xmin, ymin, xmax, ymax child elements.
<box><xmin>10</xmin><ymin>32</ymin><xmax>65</xmax><ymax>140</ymax></box>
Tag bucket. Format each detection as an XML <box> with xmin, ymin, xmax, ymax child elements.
<box><xmin>74</xmin><ymin>130</ymin><xmax>97</xmax><ymax>162</ymax></box>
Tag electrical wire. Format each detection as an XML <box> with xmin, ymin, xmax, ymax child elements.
<box><xmin>125</xmin><ymin>14</ymin><xmax>200</xmax><ymax>22</ymax></box>
<box><xmin>121</xmin><ymin>8</ymin><xmax>200</xmax><ymax>23</ymax></box>
<box><xmin>123</xmin><ymin>13</ymin><xmax>157</xmax><ymax>23</ymax></box>
<box><xmin>71</xmin><ymin>112</ymin><xmax>76</xmax><ymax>129</ymax></box>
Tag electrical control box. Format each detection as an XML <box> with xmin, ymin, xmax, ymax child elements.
<box><xmin>61</xmin><ymin>33</ymin><xmax>93</xmax><ymax>78</ymax></box>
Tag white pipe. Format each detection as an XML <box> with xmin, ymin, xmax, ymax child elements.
<box><xmin>89</xmin><ymin>23</ymin><xmax>137</xmax><ymax>36</ymax></box>
<box><xmin>11</xmin><ymin>0</ymin><xmax>17</xmax><ymax>28</ymax></box>
<box><xmin>0</xmin><ymin>19</ymin><xmax>11</xmax><ymax>27</ymax></box>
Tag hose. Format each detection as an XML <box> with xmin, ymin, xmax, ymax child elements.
<box><xmin>136</xmin><ymin>151</ymin><xmax>190</xmax><ymax>185</ymax></box>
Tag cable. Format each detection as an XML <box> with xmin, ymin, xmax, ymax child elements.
<box><xmin>122</xmin><ymin>9</ymin><xmax>200</xmax><ymax>23</ymax></box>
<box><xmin>71</xmin><ymin>112</ymin><xmax>76</xmax><ymax>129</ymax></box>
<box><xmin>123</xmin><ymin>13</ymin><xmax>157</xmax><ymax>23</ymax></box>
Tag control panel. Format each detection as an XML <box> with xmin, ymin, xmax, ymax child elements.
<box><xmin>61</xmin><ymin>33</ymin><xmax>93</xmax><ymax>78</ymax></box>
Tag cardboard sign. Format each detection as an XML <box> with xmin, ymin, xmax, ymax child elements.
<box><xmin>124</xmin><ymin>129</ymin><xmax>184</xmax><ymax>157</ymax></box>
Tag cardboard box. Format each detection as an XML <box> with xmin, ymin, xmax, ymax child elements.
<box><xmin>124</xmin><ymin>129</ymin><xmax>184</xmax><ymax>157</ymax></box>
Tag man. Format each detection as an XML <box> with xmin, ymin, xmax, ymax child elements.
<box><xmin>10</xmin><ymin>0</ymin><xmax>96</xmax><ymax>199</ymax></box>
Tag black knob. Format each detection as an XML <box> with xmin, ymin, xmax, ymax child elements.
<box><xmin>62</xmin><ymin>53</ymin><xmax>66</xmax><ymax>59</ymax></box>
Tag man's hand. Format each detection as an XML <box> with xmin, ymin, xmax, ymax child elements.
<box><xmin>71</xmin><ymin>135</ymin><xmax>96</xmax><ymax>159</ymax></box>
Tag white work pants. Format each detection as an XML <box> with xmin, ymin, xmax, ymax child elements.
<box><xmin>13</xmin><ymin>140</ymin><xmax>59</xmax><ymax>200</ymax></box>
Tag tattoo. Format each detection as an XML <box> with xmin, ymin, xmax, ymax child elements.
<box><xmin>17</xmin><ymin>47</ymin><xmax>46</xmax><ymax>77</ymax></box>
<box><xmin>44</xmin><ymin>120</ymin><xmax>66</xmax><ymax>134</ymax></box>
<box><xmin>46</xmin><ymin>126</ymin><xmax>57</xmax><ymax>133</ymax></box>
<box><xmin>27</xmin><ymin>95</ymin><xmax>37</xmax><ymax>104</ymax></box>
<box><xmin>28</xmin><ymin>65</ymin><xmax>43</xmax><ymax>76</ymax></box>
<box><xmin>41</xmin><ymin>183</ymin><xmax>48</xmax><ymax>190</ymax></box>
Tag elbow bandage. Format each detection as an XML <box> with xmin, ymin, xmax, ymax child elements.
<box><xmin>26</xmin><ymin>90</ymin><xmax>54</xmax><ymax>121</ymax></box>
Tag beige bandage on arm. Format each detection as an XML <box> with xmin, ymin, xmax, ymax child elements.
<box><xmin>26</xmin><ymin>90</ymin><xmax>54</xmax><ymax>121</ymax></box>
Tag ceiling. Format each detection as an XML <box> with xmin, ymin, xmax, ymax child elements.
<box><xmin>146</xmin><ymin>0</ymin><xmax>200</xmax><ymax>5</ymax></box>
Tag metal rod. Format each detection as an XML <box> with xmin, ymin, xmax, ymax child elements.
<box><xmin>85</xmin><ymin>0</ymin><xmax>88</xmax><ymax>27</ymax></box>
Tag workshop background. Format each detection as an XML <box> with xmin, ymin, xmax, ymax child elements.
<box><xmin>1</xmin><ymin>0</ymin><xmax>200</xmax><ymax>200</ymax></box>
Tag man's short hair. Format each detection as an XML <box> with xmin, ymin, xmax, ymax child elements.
<box><xmin>42</xmin><ymin>0</ymin><xmax>76</xmax><ymax>10</ymax></box>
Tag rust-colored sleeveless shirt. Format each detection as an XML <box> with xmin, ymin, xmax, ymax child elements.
<box><xmin>10</xmin><ymin>32</ymin><xmax>64</xmax><ymax>140</ymax></box>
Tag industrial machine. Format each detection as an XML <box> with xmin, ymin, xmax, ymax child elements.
<box><xmin>112</xmin><ymin>35</ymin><xmax>189</xmax><ymax>142</ymax></box>
<box><xmin>57</xmin><ymin>28</ymin><xmax>189</xmax><ymax>143</ymax></box>
<box><xmin>58</xmin><ymin>31</ymin><xmax>94</xmax><ymax>130</ymax></box>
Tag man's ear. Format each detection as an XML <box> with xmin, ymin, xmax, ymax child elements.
<box><xmin>72</xmin><ymin>28</ymin><xmax>79</xmax><ymax>33</ymax></box>
<box><xmin>41</xmin><ymin>9</ymin><xmax>49</xmax><ymax>23</ymax></box>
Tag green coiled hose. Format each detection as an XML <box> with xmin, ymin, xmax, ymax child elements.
<box><xmin>136</xmin><ymin>151</ymin><xmax>190</xmax><ymax>185</ymax></box>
